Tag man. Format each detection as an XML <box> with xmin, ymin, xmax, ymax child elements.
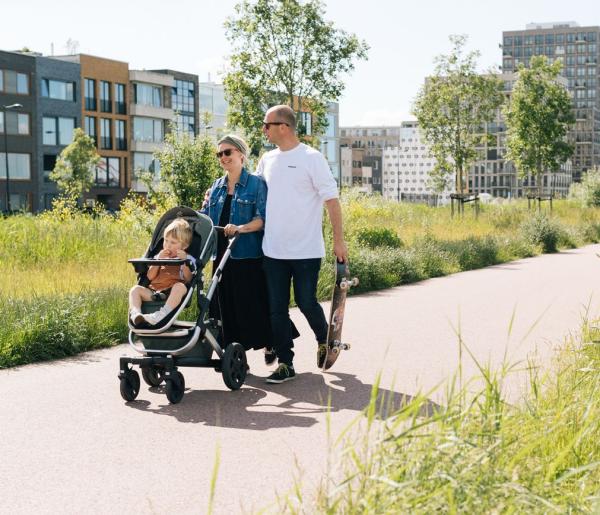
<box><xmin>256</xmin><ymin>104</ymin><xmax>348</xmax><ymax>383</ymax></box>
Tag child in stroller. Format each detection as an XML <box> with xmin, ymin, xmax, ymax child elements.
<box><xmin>128</xmin><ymin>218</ymin><xmax>196</xmax><ymax>327</ymax></box>
<box><xmin>118</xmin><ymin>206</ymin><xmax>248</xmax><ymax>404</ymax></box>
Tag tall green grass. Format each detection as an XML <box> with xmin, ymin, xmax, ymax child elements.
<box><xmin>2</xmin><ymin>195</ymin><xmax>600</xmax><ymax>368</ymax></box>
<box><xmin>282</xmin><ymin>316</ymin><xmax>600</xmax><ymax>513</ymax></box>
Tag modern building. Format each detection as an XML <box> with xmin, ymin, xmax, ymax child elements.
<box><xmin>198</xmin><ymin>81</ymin><xmax>228</xmax><ymax>139</ymax></box>
<box><xmin>382</xmin><ymin>121</ymin><xmax>452</xmax><ymax>205</ymax></box>
<box><xmin>152</xmin><ymin>69</ymin><xmax>199</xmax><ymax>138</ymax></box>
<box><xmin>0</xmin><ymin>50</ymin><xmax>37</xmax><ymax>212</ymax></box>
<box><xmin>129</xmin><ymin>69</ymin><xmax>174</xmax><ymax>192</ymax></box>
<box><xmin>502</xmin><ymin>22</ymin><xmax>600</xmax><ymax>182</ymax></box>
<box><xmin>469</xmin><ymin>73</ymin><xmax>573</xmax><ymax>198</ymax></box>
<box><xmin>55</xmin><ymin>54</ymin><xmax>130</xmax><ymax>210</ymax></box>
<box><xmin>1</xmin><ymin>50</ymin><xmax>82</xmax><ymax>212</ymax></box>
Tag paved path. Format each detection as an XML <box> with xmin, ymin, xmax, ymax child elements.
<box><xmin>2</xmin><ymin>244</ymin><xmax>600</xmax><ymax>514</ymax></box>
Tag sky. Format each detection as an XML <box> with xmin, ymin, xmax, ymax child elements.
<box><xmin>1</xmin><ymin>0</ymin><xmax>599</xmax><ymax>126</ymax></box>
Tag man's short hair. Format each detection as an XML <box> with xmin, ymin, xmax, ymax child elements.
<box><xmin>164</xmin><ymin>218</ymin><xmax>192</xmax><ymax>248</ymax></box>
<box><xmin>269</xmin><ymin>105</ymin><xmax>296</xmax><ymax>130</ymax></box>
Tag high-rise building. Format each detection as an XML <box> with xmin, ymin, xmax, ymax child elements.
<box><xmin>502</xmin><ymin>22</ymin><xmax>600</xmax><ymax>182</ymax></box>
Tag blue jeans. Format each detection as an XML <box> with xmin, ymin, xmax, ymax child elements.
<box><xmin>262</xmin><ymin>257</ymin><xmax>328</xmax><ymax>366</ymax></box>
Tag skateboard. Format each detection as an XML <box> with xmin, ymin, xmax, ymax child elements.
<box><xmin>322</xmin><ymin>260</ymin><xmax>359</xmax><ymax>371</ymax></box>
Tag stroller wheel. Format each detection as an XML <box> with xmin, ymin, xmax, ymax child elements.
<box><xmin>142</xmin><ymin>365</ymin><xmax>164</xmax><ymax>387</ymax></box>
<box><xmin>165</xmin><ymin>371</ymin><xmax>185</xmax><ymax>404</ymax></box>
<box><xmin>222</xmin><ymin>342</ymin><xmax>247</xmax><ymax>391</ymax></box>
<box><xmin>120</xmin><ymin>369</ymin><xmax>140</xmax><ymax>402</ymax></box>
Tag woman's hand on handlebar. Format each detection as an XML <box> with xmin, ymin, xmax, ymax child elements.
<box><xmin>223</xmin><ymin>223</ymin><xmax>240</xmax><ymax>237</ymax></box>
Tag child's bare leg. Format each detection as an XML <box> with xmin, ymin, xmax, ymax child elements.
<box><xmin>129</xmin><ymin>285</ymin><xmax>153</xmax><ymax>312</ymax></box>
<box><xmin>166</xmin><ymin>282</ymin><xmax>187</xmax><ymax>309</ymax></box>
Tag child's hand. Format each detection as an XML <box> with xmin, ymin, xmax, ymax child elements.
<box><xmin>175</xmin><ymin>250</ymin><xmax>187</xmax><ymax>260</ymax></box>
<box><xmin>158</xmin><ymin>249</ymin><xmax>172</xmax><ymax>258</ymax></box>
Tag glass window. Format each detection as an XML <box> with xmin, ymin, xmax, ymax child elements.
<box><xmin>41</xmin><ymin>79</ymin><xmax>75</xmax><ymax>101</ymax></box>
<box><xmin>17</xmin><ymin>73</ymin><xmax>28</xmax><ymax>94</ymax></box>
<box><xmin>100</xmin><ymin>118</ymin><xmax>112</xmax><ymax>149</ymax></box>
<box><xmin>43</xmin><ymin>154</ymin><xmax>57</xmax><ymax>182</ymax></box>
<box><xmin>503</xmin><ymin>36</ymin><xmax>513</xmax><ymax>46</ymax></box>
<box><xmin>132</xmin><ymin>117</ymin><xmax>163</xmax><ymax>142</ymax></box>
<box><xmin>0</xmin><ymin>112</ymin><xmax>29</xmax><ymax>135</ymax></box>
<box><xmin>535</xmin><ymin>35</ymin><xmax>543</xmax><ymax>44</ymax></box>
<box><xmin>115</xmin><ymin>119</ymin><xmax>127</xmax><ymax>150</ymax></box>
<box><xmin>115</xmin><ymin>83</ymin><xmax>126</xmax><ymax>114</ymax></box>
<box><xmin>58</xmin><ymin>118</ymin><xmax>75</xmax><ymax>145</ymax></box>
<box><xmin>43</xmin><ymin>117</ymin><xmax>56</xmax><ymax>145</ymax></box>
<box><xmin>133</xmin><ymin>152</ymin><xmax>160</xmax><ymax>178</ymax></box>
<box><xmin>556</xmin><ymin>34</ymin><xmax>564</xmax><ymax>44</ymax></box>
<box><xmin>95</xmin><ymin>157</ymin><xmax>120</xmax><ymax>187</ymax></box>
<box><xmin>567</xmin><ymin>33</ymin><xmax>575</xmax><ymax>43</ymax></box>
<box><xmin>85</xmin><ymin>78</ymin><xmax>96</xmax><ymax>110</ymax></box>
<box><xmin>0</xmin><ymin>70</ymin><xmax>29</xmax><ymax>94</ymax></box>
<box><xmin>100</xmin><ymin>81</ymin><xmax>112</xmax><ymax>112</ymax></box>
<box><xmin>514</xmin><ymin>36</ymin><xmax>522</xmax><ymax>46</ymax></box>
<box><xmin>0</xmin><ymin>153</ymin><xmax>30</xmax><ymax>180</ymax></box>
<box><xmin>545</xmin><ymin>34</ymin><xmax>554</xmax><ymax>44</ymax></box>
<box><xmin>85</xmin><ymin>116</ymin><xmax>96</xmax><ymax>141</ymax></box>
<box><xmin>134</xmin><ymin>83</ymin><xmax>162</xmax><ymax>107</ymax></box>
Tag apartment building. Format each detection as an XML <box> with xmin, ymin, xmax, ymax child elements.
<box><xmin>55</xmin><ymin>54</ymin><xmax>130</xmax><ymax>210</ymax></box>
<box><xmin>502</xmin><ymin>22</ymin><xmax>600</xmax><ymax>182</ymax></box>
<box><xmin>382</xmin><ymin>122</ymin><xmax>452</xmax><ymax>205</ymax></box>
<box><xmin>469</xmin><ymin>73</ymin><xmax>573</xmax><ymax>198</ymax></box>
<box><xmin>129</xmin><ymin>70</ymin><xmax>174</xmax><ymax>192</ymax></box>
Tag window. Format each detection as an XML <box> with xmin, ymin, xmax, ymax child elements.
<box><xmin>133</xmin><ymin>83</ymin><xmax>162</xmax><ymax>107</ymax></box>
<box><xmin>115</xmin><ymin>119</ymin><xmax>127</xmax><ymax>150</ymax></box>
<box><xmin>0</xmin><ymin>152</ymin><xmax>30</xmax><ymax>179</ymax></box>
<box><xmin>0</xmin><ymin>112</ymin><xmax>29</xmax><ymax>135</ymax></box>
<box><xmin>85</xmin><ymin>116</ymin><xmax>96</xmax><ymax>143</ymax></box>
<box><xmin>85</xmin><ymin>78</ymin><xmax>97</xmax><ymax>110</ymax></box>
<box><xmin>556</xmin><ymin>34</ymin><xmax>564</xmax><ymax>44</ymax></box>
<box><xmin>0</xmin><ymin>69</ymin><xmax>29</xmax><ymax>94</ymax></box>
<box><xmin>43</xmin><ymin>117</ymin><xmax>75</xmax><ymax>145</ymax></box>
<box><xmin>298</xmin><ymin>111</ymin><xmax>312</xmax><ymax>135</ymax></box>
<box><xmin>100</xmin><ymin>81</ymin><xmax>112</xmax><ymax>112</ymax></box>
<box><xmin>174</xmin><ymin>114</ymin><xmax>195</xmax><ymax>136</ymax></box>
<box><xmin>41</xmin><ymin>79</ymin><xmax>75</xmax><ymax>101</ymax></box>
<box><xmin>100</xmin><ymin>118</ymin><xmax>112</xmax><ymax>149</ymax></box>
<box><xmin>133</xmin><ymin>117</ymin><xmax>163</xmax><ymax>142</ymax></box>
<box><xmin>133</xmin><ymin>152</ymin><xmax>160</xmax><ymax>177</ymax></box>
<box><xmin>95</xmin><ymin>157</ymin><xmax>120</xmax><ymax>187</ymax></box>
<box><xmin>43</xmin><ymin>154</ymin><xmax>56</xmax><ymax>182</ymax></box>
<box><xmin>115</xmin><ymin>83</ymin><xmax>126</xmax><ymax>114</ymax></box>
<box><xmin>172</xmin><ymin>79</ymin><xmax>195</xmax><ymax>113</ymax></box>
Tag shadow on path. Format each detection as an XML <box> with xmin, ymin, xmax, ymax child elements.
<box><xmin>126</xmin><ymin>370</ymin><xmax>440</xmax><ymax>430</ymax></box>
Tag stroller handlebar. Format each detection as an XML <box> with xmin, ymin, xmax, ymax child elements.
<box><xmin>128</xmin><ymin>257</ymin><xmax>197</xmax><ymax>275</ymax></box>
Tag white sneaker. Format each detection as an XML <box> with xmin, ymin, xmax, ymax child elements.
<box><xmin>142</xmin><ymin>307</ymin><xmax>171</xmax><ymax>326</ymax></box>
<box><xmin>130</xmin><ymin>309</ymin><xmax>144</xmax><ymax>325</ymax></box>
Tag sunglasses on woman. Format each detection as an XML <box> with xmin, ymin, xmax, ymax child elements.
<box><xmin>216</xmin><ymin>148</ymin><xmax>238</xmax><ymax>158</ymax></box>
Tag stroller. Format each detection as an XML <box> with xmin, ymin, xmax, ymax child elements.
<box><xmin>118</xmin><ymin>206</ymin><xmax>247</xmax><ymax>404</ymax></box>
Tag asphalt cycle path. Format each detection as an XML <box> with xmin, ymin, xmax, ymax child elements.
<box><xmin>2</xmin><ymin>244</ymin><xmax>599</xmax><ymax>514</ymax></box>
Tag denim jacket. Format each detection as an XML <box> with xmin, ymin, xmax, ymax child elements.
<box><xmin>200</xmin><ymin>168</ymin><xmax>267</xmax><ymax>259</ymax></box>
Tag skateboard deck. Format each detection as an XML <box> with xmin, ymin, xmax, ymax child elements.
<box><xmin>322</xmin><ymin>260</ymin><xmax>358</xmax><ymax>371</ymax></box>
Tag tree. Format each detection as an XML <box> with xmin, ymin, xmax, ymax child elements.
<box><xmin>504</xmin><ymin>55</ymin><xmax>574</xmax><ymax>198</ymax></box>
<box><xmin>223</xmin><ymin>0</ymin><xmax>368</xmax><ymax>154</ymax></box>
<box><xmin>154</xmin><ymin>127</ymin><xmax>221</xmax><ymax>208</ymax></box>
<box><xmin>50</xmin><ymin>128</ymin><xmax>100</xmax><ymax>203</ymax></box>
<box><xmin>413</xmin><ymin>35</ymin><xmax>504</xmax><ymax>195</ymax></box>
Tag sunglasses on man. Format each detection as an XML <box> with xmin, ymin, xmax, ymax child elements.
<box><xmin>262</xmin><ymin>121</ymin><xmax>289</xmax><ymax>130</ymax></box>
<box><xmin>216</xmin><ymin>148</ymin><xmax>238</xmax><ymax>158</ymax></box>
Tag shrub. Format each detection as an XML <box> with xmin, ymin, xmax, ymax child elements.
<box><xmin>444</xmin><ymin>236</ymin><xmax>499</xmax><ymax>271</ymax></box>
<box><xmin>569</xmin><ymin>168</ymin><xmax>600</xmax><ymax>207</ymax></box>
<box><xmin>520</xmin><ymin>213</ymin><xmax>562</xmax><ymax>253</ymax></box>
<box><xmin>355</xmin><ymin>227</ymin><xmax>403</xmax><ymax>249</ymax></box>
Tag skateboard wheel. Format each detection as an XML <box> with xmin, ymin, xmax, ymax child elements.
<box><xmin>351</xmin><ymin>278</ymin><xmax>359</xmax><ymax>287</ymax></box>
<box><xmin>339</xmin><ymin>281</ymin><xmax>349</xmax><ymax>291</ymax></box>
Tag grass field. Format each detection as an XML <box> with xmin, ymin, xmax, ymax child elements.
<box><xmin>1</xmin><ymin>194</ymin><xmax>600</xmax><ymax>368</ymax></box>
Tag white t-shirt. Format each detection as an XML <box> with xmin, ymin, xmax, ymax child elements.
<box><xmin>256</xmin><ymin>143</ymin><xmax>338</xmax><ymax>259</ymax></box>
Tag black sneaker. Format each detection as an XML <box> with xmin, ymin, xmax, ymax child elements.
<box><xmin>264</xmin><ymin>347</ymin><xmax>277</xmax><ymax>366</ymax></box>
<box><xmin>265</xmin><ymin>364</ymin><xmax>295</xmax><ymax>384</ymax></box>
<box><xmin>317</xmin><ymin>343</ymin><xmax>328</xmax><ymax>368</ymax></box>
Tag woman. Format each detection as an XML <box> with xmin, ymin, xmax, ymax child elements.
<box><xmin>201</xmin><ymin>135</ymin><xmax>295</xmax><ymax>361</ymax></box>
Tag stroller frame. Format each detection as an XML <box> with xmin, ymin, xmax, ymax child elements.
<box><xmin>118</xmin><ymin>206</ymin><xmax>247</xmax><ymax>404</ymax></box>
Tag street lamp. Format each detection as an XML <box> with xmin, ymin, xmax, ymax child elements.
<box><xmin>1</xmin><ymin>103</ymin><xmax>23</xmax><ymax>213</ymax></box>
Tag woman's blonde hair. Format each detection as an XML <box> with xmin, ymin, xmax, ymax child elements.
<box><xmin>164</xmin><ymin>218</ymin><xmax>192</xmax><ymax>248</ymax></box>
